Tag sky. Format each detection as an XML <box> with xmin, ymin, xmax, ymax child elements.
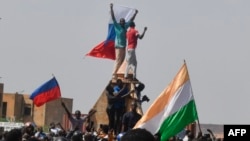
<box><xmin>0</xmin><ymin>0</ymin><xmax>250</xmax><ymax>125</ymax></box>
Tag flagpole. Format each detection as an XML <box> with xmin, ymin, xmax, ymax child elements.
<box><xmin>184</xmin><ymin>59</ymin><xmax>202</xmax><ymax>135</ymax></box>
<box><xmin>196</xmin><ymin>120</ymin><xmax>202</xmax><ymax>135</ymax></box>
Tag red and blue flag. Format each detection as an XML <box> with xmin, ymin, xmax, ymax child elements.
<box><xmin>30</xmin><ymin>77</ymin><xmax>61</xmax><ymax>107</ymax></box>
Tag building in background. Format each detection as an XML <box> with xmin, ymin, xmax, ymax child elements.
<box><xmin>0</xmin><ymin>83</ymin><xmax>3</xmax><ymax>118</ymax></box>
<box><xmin>0</xmin><ymin>82</ymin><xmax>73</xmax><ymax>129</ymax></box>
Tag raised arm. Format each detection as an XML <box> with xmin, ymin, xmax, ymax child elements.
<box><xmin>130</xmin><ymin>9</ymin><xmax>138</xmax><ymax>22</ymax></box>
<box><xmin>138</xmin><ymin>27</ymin><xmax>147</xmax><ymax>39</ymax></box>
<box><xmin>110</xmin><ymin>3</ymin><xmax>116</xmax><ymax>22</ymax></box>
<box><xmin>86</xmin><ymin>109</ymin><xmax>97</xmax><ymax>118</ymax></box>
<box><xmin>61</xmin><ymin>101</ymin><xmax>72</xmax><ymax>118</ymax></box>
<box><xmin>207</xmin><ymin>129</ymin><xmax>216</xmax><ymax>141</ymax></box>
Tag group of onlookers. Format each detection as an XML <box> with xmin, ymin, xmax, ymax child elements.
<box><xmin>0</xmin><ymin>124</ymin><xmax>224</xmax><ymax>141</ymax></box>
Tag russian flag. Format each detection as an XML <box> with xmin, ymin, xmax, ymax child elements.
<box><xmin>30</xmin><ymin>77</ymin><xmax>61</xmax><ymax>107</ymax></box>
<box><xmin>86</xmin><ymin>4</ymin><xmax>136</xmax><ymax>60</ymax></box>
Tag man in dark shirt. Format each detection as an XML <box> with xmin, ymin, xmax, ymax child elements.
<box><xmin>121</xmin><ymin>101</ymin><xmax>142</xmax><ymax>133</ymax></box>
<box><xmin>111</xmin><ymin>79</ymin><xmax>129</xmax><ymax>134</ymax></box>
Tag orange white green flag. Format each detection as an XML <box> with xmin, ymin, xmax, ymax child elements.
<box><xmin>133</xmin><ymin>62</ymin><xmax>199</xmax><ymax>141</ymax></box>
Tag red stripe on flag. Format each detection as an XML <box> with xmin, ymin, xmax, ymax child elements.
<box><xmin>33</xmin><ymin>86</ymin><xmax>61</xmax><ymax>107</ymax></box>
<box><xmin>86</xmin><ymin>41</ymin><xmax>115</xmax><ymax>60</ymax></box>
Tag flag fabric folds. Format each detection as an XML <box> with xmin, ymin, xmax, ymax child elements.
<box><xmin>30</xmin><ymin>77</ymin><xmax>61</xmax><ymax>107</ymax></box>
<box><xmin>86</xmin><ymin>4</ymin><xmax>136</xmax><ymax>60</ymax></box>
<box><xmin>134</xmin><ymin>62</ymin><xmax>198</xmax><ymax>141</ymax></box>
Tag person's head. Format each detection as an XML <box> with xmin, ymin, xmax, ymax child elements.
<box><xmin>116</xmin><ymin>79</ymin><xmax>123</xmax><ymax>87</ymax></box>
<box><xmin>71</xmin><ymin>130</ymin><xmax>83</xmax><ymax>141</ymax></box>
<box><xmin>101</xmin><ymin>124</ymin><xmax>109</xmax><ymax>134</ymax></box>
<box><xmin>130</xmin><ymin>22</ymin><xmax>136</xmax><ymax>27</ymax></box>
<box><xmin>106</xmin><ymin>81</ymin><xmax>114</xmax><ymax>94</ymax></box>
<box><xmin>24</xmin><ymin>122</ymin><xmax>35</xmax><ymax>135</ymax></box>
<box><xmin>5</xmin><ymin>128</ymin><xmax>22</xmax><ymax>141</ymax></box>
<box><xmin>50</xmin><ymin>122</ymin><xmax>56</xmax><ymax>128</ymax></box>
<box><xmin>130</xmin><ymin>102</ymin><xmax>138</xmax><ymax>112</ymax></box>
<box><xmin>119</xmin><ymin>18</ymin><xmax>125</xmax><ymax>27</ymax></box>
<box><xmin>75</xmin><ymin>110</ymin><xmax>81</xmax><ymax>119</ymax></box>
<box><xmin>84</xmin><ymin>133</ymin><xmax>95</xmax><ymax>141</ymax></box>
<box><xmin>121</xmin><ymin>128</ymin><xmax>155</xmax><ymax>141</ymax></box>
<box><xmin>136</xmin><ymin>82</ymin><xmax>145</xmax><ymax>92</ymax></box>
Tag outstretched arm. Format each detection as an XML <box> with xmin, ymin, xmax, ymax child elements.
<box><xmin>121</xmin><ymin>89</ymin><xmax>135</xmax><ymax>98</ymax></box>
<box><xmin>207</xmin><ymin>129</ymin><xmax>216</xmax><ymax>141</ymax></box>
<box><xmin>138</xmin><ymin>27</ymin><xmax>147</xmax><ymax>39</ymax></box>
<box><xmin>130</xmin><ymin>9</ymin><xmax>138</xmax><ymax>22</ymax></box>
<box><xmin>116</xmin><ymin>83</ymin><xmax>129</xmax><ymax>97</ymax></box>
<box><xmin>110</xmin><ymin>3</ymin><xmax>116</xmax><ymax>22</ymax></box>
<box><xmin>61</xmin><ymin>102</ymin><xmax>72</xmax><ymax>118</ymax></box>
<box><xmin>86</xmin><ymin>109</ymin><xmax>97</xmax><ymax>118</ymax></box>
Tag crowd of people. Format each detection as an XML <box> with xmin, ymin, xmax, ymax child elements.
<box><xmin>0</xmin><ymin>124</ymin><xmax>224</xmax><ymax>141</ymax></box>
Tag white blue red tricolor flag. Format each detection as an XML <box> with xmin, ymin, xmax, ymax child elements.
<box><xmin>30</xmin><ymin>77</ymin><xmax>61</xmax><ymax>107</ymax></box>
<box><xmin>86</xmin><ymin>4</ymin><xmax>136</xmax><ymax>60</ymax></box>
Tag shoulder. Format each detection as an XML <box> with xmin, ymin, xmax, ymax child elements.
<box><xmin>128</xmin><ymin>28</ymin><xmax>138</xmax><ymax>34</ymax></box>
<box><xmin>132</xmin><ymin>28</ymin><xmax>138</xmax><ymax>33</ymax></box>
<box><xmin>113</xmin><ymin>21</ymin><xmax>119</xmax><ymax>27</ymax></box>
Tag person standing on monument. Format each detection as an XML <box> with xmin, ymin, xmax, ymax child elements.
<box><xmin>105</xmin><ymin>80</ymin><xmax>116</xmax><ymax>130</ymax></box>
<box><xmin>124</xmin><ymin>22</ymin><xmax>147</xmax><ymax>81</ymax></box>
<box><xmin>110</xmin><ymin>3</ymin><xmax>138</xmax><ymax>79</ymax></box>
<box><xmin>112</xmin><ymin>79</ymin><xmax>129</xmax><ymax>134</ymax></box>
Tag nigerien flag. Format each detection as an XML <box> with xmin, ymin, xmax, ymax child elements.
<box><xmin>134</xmin><ymin>62</ymin><xmax>199</xmax><ymax>141</ymax></box>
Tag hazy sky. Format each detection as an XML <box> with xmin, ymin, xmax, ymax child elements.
<box><xmin>1</xmin><ymin>0</ymin><xmax>250</xmax><ymax>125</ymax></box>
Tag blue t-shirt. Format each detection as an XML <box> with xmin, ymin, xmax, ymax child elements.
<box><xmin>113</xmin><ymin>85</ymin><xmax>128</xmax><ymax>109</ymax></box>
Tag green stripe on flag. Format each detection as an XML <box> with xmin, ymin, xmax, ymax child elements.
<box><xmin>159</xmin><ymin>100</ymin><xmax>198</xmax><ymax>141</ymax></box>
